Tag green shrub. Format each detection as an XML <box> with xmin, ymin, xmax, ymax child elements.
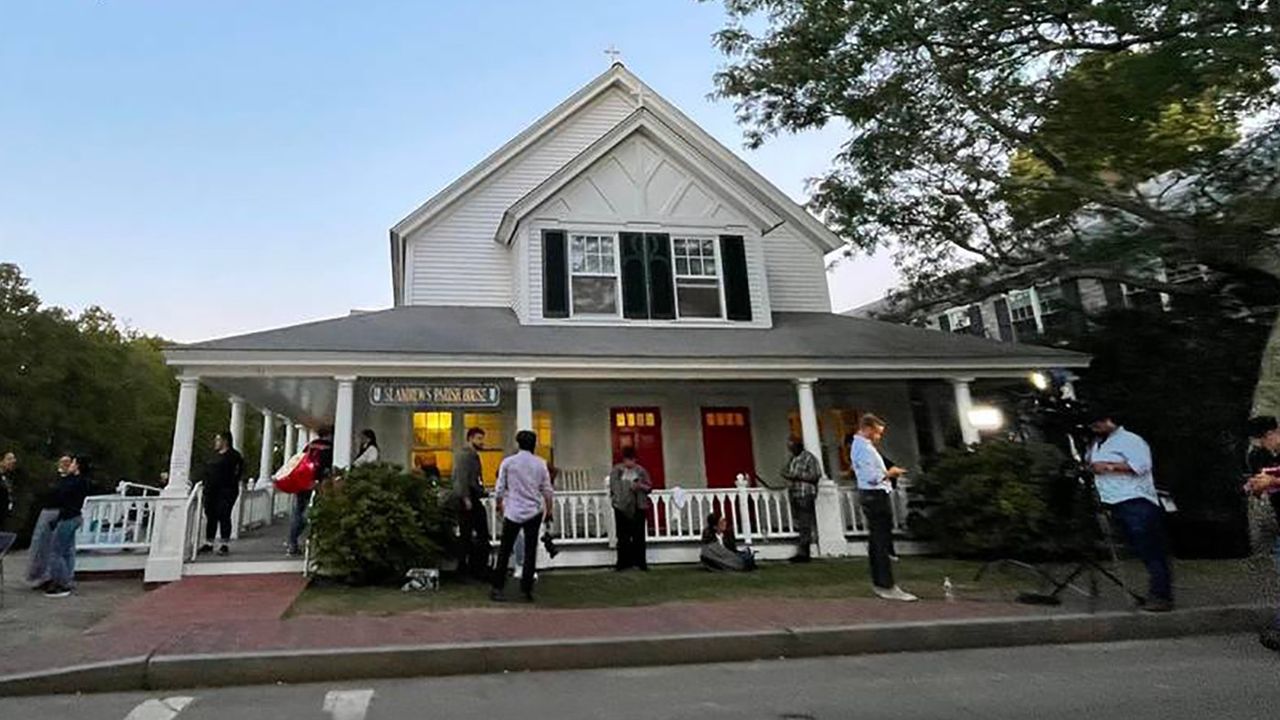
<box><xmin>908</xmin><ymin>440</ymin><xmax>1071</xmax><ymax>558</ymax></box>
<box><xmin>308</xmin><ymin>463</ymin><xmax>446</xmax><ymax>585</ymax></box>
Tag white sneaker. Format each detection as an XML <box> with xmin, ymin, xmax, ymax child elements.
<box><xmin>873</xmin><ymin>585</ymin><xmax>918</xmax><ymax>602</ymax></box>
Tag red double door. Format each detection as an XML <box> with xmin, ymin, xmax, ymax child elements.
<box><xmin>608</xmin><ymin>406</ymin><xmax>757</xmax><ymax>490</ymax></box>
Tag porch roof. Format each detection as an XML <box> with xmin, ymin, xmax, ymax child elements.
<box><xmin>168</xmin><ymin>306</ymin><xmax>1087</xmax><ymax>369</ymax></box>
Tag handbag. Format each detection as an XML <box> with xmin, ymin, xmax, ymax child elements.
<box><xmin>273</xmin><ymin>451</ymin><xmax>317</xmax><ymax>494</ymax></box>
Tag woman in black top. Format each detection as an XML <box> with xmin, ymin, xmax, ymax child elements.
<box><xmin>45</xmin><ymin>454</ymin><xmax>92</xmax><ymax>598</ymax></box>
<box><xmin>200</xmin><ymin>431</ymin><xmax>245</xmax><ymax>556</ymax></box>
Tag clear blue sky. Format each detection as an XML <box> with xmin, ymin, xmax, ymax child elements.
<box><xmin>0</xmin><ymin>0</ymin><xmax>894</xmax><ymax>342</ymax></box>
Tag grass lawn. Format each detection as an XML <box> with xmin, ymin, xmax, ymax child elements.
<box><xmin>289</xmin><ymin>556</ymin><xmax>1265</xmax><ymax>618</ymax></box>
<box><xmin>290</xmin><ymin>558</ymin><xmax>1055</xmax><ymax>616</ymax></box>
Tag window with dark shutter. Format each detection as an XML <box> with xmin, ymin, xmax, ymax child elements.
<box><xmin>619</xmin><ymin>232</ymin><xmax>649</xmax><ymax>319</ymax></box>
<box><xmin>719</xmin><ymin>235</ymin><xmax>752</xmax><ymax>321</ymax></box>
<box><xmin>966</xmin><ymin>304</ymin><xmax>985</xmax><ymax>336</ymax></box>
<box><xmin>938</xmin><ymin>313</ymin><xmax>952</xmax><ymax>332</ymax></box>
<box><xmin>645</xmin><ymin>233</ymin><xmax>676</xmax><ymax>320</ymax></box>
<box><xmin>542</xmin><ymin>230</ymin><xmax>569</xmax><ymax>318</ymax></box>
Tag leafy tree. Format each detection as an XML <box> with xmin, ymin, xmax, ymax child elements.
<box><xmin>0</xmin><ymin>263</ymin><xmax>243</xmax><ymax>538</ymax></box>
<box><xmin>707</xmin><ymin>0</ymin><xmax>1280</xmax><ymax>309</ymax></box>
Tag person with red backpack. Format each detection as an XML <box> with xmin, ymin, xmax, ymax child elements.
<box><xmin>287</xmin><ymin>426</ymin><xmax>333</xmax><ymax>556</ymax></box>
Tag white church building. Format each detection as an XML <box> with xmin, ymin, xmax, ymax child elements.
<box><xmin>80</xmin><ymin>64</ymin><xmax>1086</xmax><ymax>581</ymax></box>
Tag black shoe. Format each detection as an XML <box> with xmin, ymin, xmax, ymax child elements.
<box><xmin>1260</xmin><ymin>627</ymin><xmax>1280</xmax><ymax>652</ymax></box>
<box><xmin>197</xmin><ymin>543</ymin><xmax>214</xmax><ymax>554</ymax></box>
<box><xmin>44</xmin><ymin>585</ymin><xmax>72</xmax><ymax>598</ymax></box>
<box><xmin>1141</xmin><ymin>597</ymin><xmax>1174</xmax><ymax>613</ymax></box>
<box><xmin>520</xmin><ymin>591</ymin><xmax>535</xmax><ymax>603</ymax></box>
<box><xmin>789</xmin><ymin>554</ymin><xmax>812</xmax><ymax>564</ymax></box>
<box><xmin>489</xmin><ymin>589</ymin><xmax>508</xmax><ymax>603</ymax></box>
<box><xmin>216</xmin><ymin>544</ymin><xmax>229</xmax><ymax>556</ymax></box>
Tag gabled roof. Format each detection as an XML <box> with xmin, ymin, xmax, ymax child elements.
<box><xmin>494</xmin><ymin>107</ymin><xmax>783</xmax><ymax>245</ymax></box>
<box><xmin>389</xmin><ymin>63</ymin><xmax>845</xmax><ymax>304</ymax></box>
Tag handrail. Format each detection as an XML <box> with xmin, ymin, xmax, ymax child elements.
<box><xmin>114</xmin><ymin>481</ymin><xmax>162</xmax><ymax>496</ymax></box>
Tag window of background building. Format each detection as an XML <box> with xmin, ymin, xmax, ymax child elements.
<box><xmin>412</xmin><ymin>411</ymin><xmax>453</xmax><ymax>478</ymax></box>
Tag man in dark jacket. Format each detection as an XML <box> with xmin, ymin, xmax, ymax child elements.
<box><xmin>452</xmin><ymin>427</ymin><xmax>490</xmax><ymax>578</ymax></box>
<box><xmin>1245</xmin><ymin>415</ymin><xmax>1280</xmax><ymax>652</ymax></box>
<box><xmin>0</xmin><ymin>451</ymin><xmax>16</xmax><ymax>531</ymax></box>
<box><xmin>200</xmin><ymin>431</ymin><xmax>244</xmax><ymax>556</ymax></box>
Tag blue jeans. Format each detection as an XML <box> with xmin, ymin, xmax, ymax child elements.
<box><xmin>48</xmin><ymin>516</ymin><xmax>82</xmax><ymax>589</ymax></box>
<box><xmin>288</xmin><ymin>490</ymin><xmax>312</xmax><ymax>553</ymax></box>
<box><xmin>25</xmin><ymin>508</ymin><xmax>60</xmax><ymax>587</ymax></box>
<box><xmin>1108</xmin><ymin>498</ymin><xmax>1173</xmax><ymax>602</ymax></box>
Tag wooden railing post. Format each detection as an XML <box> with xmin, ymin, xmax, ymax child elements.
<box><xmin>735</xmin><ymin>474</ymin><xmax>754</xmax><ymax>545</ymax></box>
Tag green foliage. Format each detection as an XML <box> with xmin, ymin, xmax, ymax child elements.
<box><xmin>909</xmin><ymin>440</ymin><xmax>1068</xmax><ymax>558</ymax></box>
<box><xmin>708</xmin><ymin>0</ymin><xmax>1280</xmax><ymax>310</ymax></box>
<box><xmin>308</xmin><ymin>463</ymin><xmax>446</xmax><ymax>586</ymax></box>
<box><xmin>0</xmin><ymin>263</ymin><xmax>245</xmax><ymax>537</ymax></box>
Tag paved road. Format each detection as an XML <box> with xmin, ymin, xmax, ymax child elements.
<box><xmin>3</xmin><ymin>635</ymin><xmax>1278</xmax><ymax>719</ymax></box>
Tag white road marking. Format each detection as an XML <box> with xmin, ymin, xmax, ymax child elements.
<box><xmin>123</xmin><ymin>697</ymin><xmax>195</xmax><ymax>720</ymax></box>
<box><xmin>323</xmin><ymin>689</ymin><xmax>375</xmax><ymax>720</ymax></box>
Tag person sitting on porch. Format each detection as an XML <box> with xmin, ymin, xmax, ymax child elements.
<box><xmin>781</xmin><ymin>437</ymin><xmax>821</xmax><ymax>564</ymax></box>
<box><xmin>700</xmin><ymin>512</ymin><xmax>756</xmax><ymax>572</ymax></box>
<box><xmin>609</xmin><ymin>447</ymin><xmax>652</xmax><ymax>571</ymax></box>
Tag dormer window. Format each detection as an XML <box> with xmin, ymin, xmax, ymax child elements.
<box><xmin>569</xmin><ymin>233</ymin><xmax>618</xmax><ymax>315</ymax></box>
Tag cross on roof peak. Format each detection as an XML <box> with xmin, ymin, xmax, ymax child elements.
<box><xmin>604</xmin><ymin>45</ymin><xmax>623</xmax><ymax>66</ymax></box>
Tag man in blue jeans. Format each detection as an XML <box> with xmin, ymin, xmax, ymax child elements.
<box><xmin>1086</xmin><ymin>411</ymin><xmax>1173</xmax><ymax>612</ymax></box>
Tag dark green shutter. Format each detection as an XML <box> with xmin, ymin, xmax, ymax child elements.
<box><xmin>966</xmin><ymin>304</ymin><xmax>985</xmax><ymax>336</ymax></box>
<box><xmin>1102</xmin><ymin>280</ymin><xmax>1125</xmax><ymax>309</ymax></box>
<box><xmin>938</xmin><ymin>313</ymin><xmax>952</xmax><ymax>332</ymax></box>
<box><xmin>1060</xmin><ymin>280</ymin><xmax>1086</xmax><ymax>335</ymax></box>
<box><xmin>719</xmin><ymin>235</ymin><xmax>752</xmax><ymax>321</ymax></box>
<box><xmin>619</xmin><ymin>232</ymin><xmax>649</xmax><ymax>319</ymax></box>
<box><xmin>542</xmin><ymin>230</ymin><xmax>569</xmax><ymax>319</ymax></box>
<box><xmin>645</xmin><ymin>233</ymin><xmax>675</xmax><ymax>320</ymax></box>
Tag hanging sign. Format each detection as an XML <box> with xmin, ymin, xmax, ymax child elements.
<box><xmin>368</xmin><ymin>382</ymin><xmax>500</xmax><ymax>408</ymax></box>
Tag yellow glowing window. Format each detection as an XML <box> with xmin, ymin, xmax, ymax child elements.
<box><xmin>532</xmin><ymin>410</ymin><xmax>554</xmax><ymax>463</ymax></box>
<box><xmin>464</xmin><ymin>412</ymin><xmax>506</xmax><ymax>489</ymax></box>
<box><xmin>412</xmin><ymin>411</ymin><xmax>455</xmax><ymax>478</ymax></box>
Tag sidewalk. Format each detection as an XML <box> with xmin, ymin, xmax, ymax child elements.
<box><xmin>1</xmin><ymin>556</ymin><xmax>1275</xmax><ymax>696</ymax></box>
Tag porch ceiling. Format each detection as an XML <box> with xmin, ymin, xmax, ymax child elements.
<box><xmin>201</xmin><ymin>376</ymin><xmax>337</xmax><ymax>427</ymax></box>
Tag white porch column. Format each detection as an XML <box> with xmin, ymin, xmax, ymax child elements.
<box><xmin>283</xmin><ymin>422</ymin><xmax>297</xmax><ymax>464</ymax></box>
<box><xmin>333</xmin><ymin>376</ymin><xmax>356</xmax><ymax>468</ymax></box>
<box><xmin>515</xmin><ymin>377</ymin><xmax>535</xmax><ymax>432</ymax></box>
<box><xmin>259</xmin><ymin>410</ymin><xmax>276</xmax><ymax>482</ymax></box>
<box><xmin>798</xmin><ymin>378</ymin><xmax>850</xmax><ymax>558</ymax></box>
<box><xmin>145</xmin><ymin>375</ymin><xmax>201</xmax><ymax>582</ymax></box>
<box><xmin>229</xmin><ymin>396</ymin><xmax>247</xmax><ymax>453</ymax></box>
<box><xmin>951</xmin><ymin>378</ymin><xmax>980</xmax><ymax>446</ymax></box>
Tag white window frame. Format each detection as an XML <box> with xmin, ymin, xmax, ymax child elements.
<box><xmin>945</xmin><ymin>307</ymin><xmax>972</xmax><ymax>331</ymax></box>
<box><xmin>567</xmin><ymin>232</ymin><xmax>622</xmax><ymax>317</ymax></box>
<box><xmin>670</xmin><ymin>235</ymin><xmax>726</xmax><ymax>320</ymax></box>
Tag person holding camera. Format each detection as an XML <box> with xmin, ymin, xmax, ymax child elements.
<box><xmin>851</xmin><ymin>415</ymin><xmax>916</xmax><ymax>602</ymax></box>
<box><xmin>1085</xmin><ymin>411</ymin><xmax>1173</xmax><ymax>612</ymax></box>
<box><xmin>490</xmin><ymin>430</ymin><xmax>554</xmax><ymax>603</ymax></box>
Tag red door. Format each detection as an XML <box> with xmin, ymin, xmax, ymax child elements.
<box><xmin>611</xmin><ymin>408</ymin><xmax>665</xmax><ymax>489</ymax></box>
<box><xmin>701</xmin><ymin>407</ymin><xmax>755</xmax><ymax>488</ymax></box>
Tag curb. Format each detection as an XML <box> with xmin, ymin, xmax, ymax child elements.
<box><xmin>2</xmin><ymin>604</ymin><xmax>1273</xmax><ymax>697</ymax></box>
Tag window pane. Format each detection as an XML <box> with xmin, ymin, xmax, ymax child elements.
<box><xmin>677</xmin><ymin>282</ymin><xmax>721</xmax><ymax>318</ymax></box>
<box><xmin>572</xmin><ymin>276</ymin><xmax>617</xmax><ymax>314</ymax></box>
<box><xmin>675</xmin><ymin>258</ymin><xmax>688</xmax><ymax>275</ymax></box>
<box><xmin>701</xmin><ymin>239</ymin><xmax>714</xmax><ymax>256</ymax></box>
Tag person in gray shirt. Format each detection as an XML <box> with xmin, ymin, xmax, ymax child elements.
<box><xmin>609</xmin><ymin>447</ymin><xmax>653</xmax><ymax>571</ymax></box>
<box><xmin>452</xmin><ymin>427</ymin><xmax>490</xmax><ymax>579</ymax></box>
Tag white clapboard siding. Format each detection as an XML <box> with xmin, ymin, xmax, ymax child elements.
<box><xmin>406</xmin><ymin>87</ymin><xmax>638</xmax><ymax>307</ymax></box>
<box><xmin>762</xmin><ymin>225</ymin><xmax>832</xmax><ymax>311</ymax></box>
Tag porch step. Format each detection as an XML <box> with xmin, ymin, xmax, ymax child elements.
<box><xmin>182</xmin><ymin>560</ymin><xmax>305</xmax><ymax>577</ymax></box>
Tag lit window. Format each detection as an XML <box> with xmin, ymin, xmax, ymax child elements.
<box><xmin>412</xmin><ymin>411</ymin><xmax>454</xmax><ymax>477</ymax></box>
<box><xmin>532</xmin><ymin>410</ymin><xmax>553</xmax><ymax>464</ymax></box>
<box><xmin>672</xmin><ymin>237</ymin><xmax>722</xmax><ymax>318</ymax></box>
<box><xmin>463</xmin><ymin>412</ymin><xmax>506</xmax><ymax>488</ymax></box>
<box><xmin>570</xmin><ymin>234</ymin><xmax>617</xmax><ymax>315</ymax></box>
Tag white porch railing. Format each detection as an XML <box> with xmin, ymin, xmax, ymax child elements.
<box><xmin>77</xmin><ymin>494</ymin><xmax>157</xmax><ymax>550</ymax></box>
<box><xmin>839</xmin><ymin>485</ymin><xmax>910</xmax><ymax>535</ymax></box>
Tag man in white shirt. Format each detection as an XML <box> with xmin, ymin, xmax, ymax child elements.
<box><xmin>851</xmin><ymin>415</ymin><xmax>916</xmax><ymax>601</ymax></box>
<box><xmin>1086</xmin><ymin>410</ymin><xmax>1173</xmax><ymax>612</ymax></box>
<box><xmin>490</xmin><ymin>430</ymin><xmax>555</xmax><ymax>603</ymax></box>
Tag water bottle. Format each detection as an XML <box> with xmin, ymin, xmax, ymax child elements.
<box><xmin>943</xmin><ymin>576</ymin><xmax>955</xmax><ymax>602</ymax></box>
